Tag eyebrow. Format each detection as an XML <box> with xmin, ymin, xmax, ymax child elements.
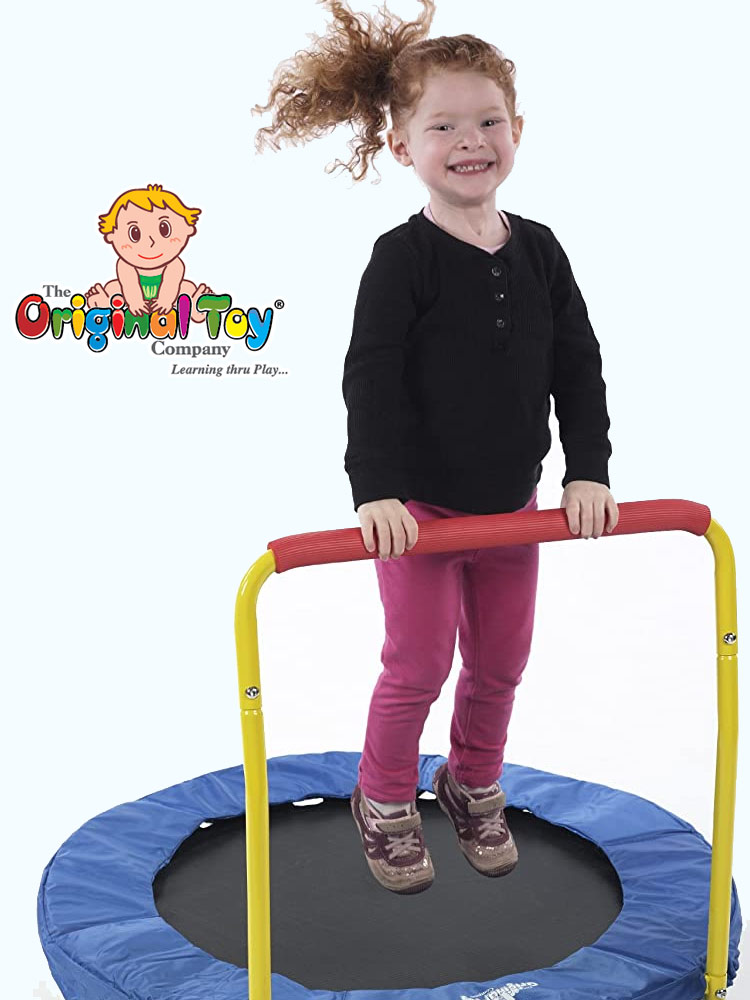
<box><xmin>426</xmin><ymin>107</ymin><xmax>507</xmax><ymax>120</ymax></box>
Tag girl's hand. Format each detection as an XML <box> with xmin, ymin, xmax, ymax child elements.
<box><xmin>560</xmin><ymin>481</ymin><xmax>619</xmax><ymax>538</ymax></box>
<box><xmin>357</xmin><ymin>498</ymin><xmax>419</xmax><ymax>561</ymax></box>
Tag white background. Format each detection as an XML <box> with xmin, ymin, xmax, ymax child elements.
<box><xmin>2</xmin><ymin>1</ymin><xmax>748</xmax><ymax>997</ymax></box>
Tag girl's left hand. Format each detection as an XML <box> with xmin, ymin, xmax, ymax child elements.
<box><xmin>560</xmin><ymin>480</ymin><xmax>619</xmax><ymax>538</ymax></box>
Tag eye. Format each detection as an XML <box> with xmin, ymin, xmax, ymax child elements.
<box><xmin>483</xmin><ymin>119</ymin><xmax>503</xmax><ymax>127</ymax></box>
<box><xmin>159</xmin><ymin>220</ymin><xmax>171</xmax><ymax>238</ymax></box>
<box><xmin>128</xmin><ymin>224</ymin><xmax>141</xmax><ymax>243</ymax></box>
<box><xmin>432</xmin><ymin>124</ymin><xmax>452</xmax><ymax>131</ymax></box>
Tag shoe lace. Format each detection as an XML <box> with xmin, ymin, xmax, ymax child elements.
<box><xmin>476</xmin><ymin>810</ymin><xmax>507</xmax><ymax>840</ymax></box>
<box><xmin>384</xmin><ymin>828</ymin><xmax>422</xmax><ymax>859</ymax></box>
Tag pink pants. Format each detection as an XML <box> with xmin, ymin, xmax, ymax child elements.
<box><xmin>358</xmin><ymin>489</ymin><xmax>539</xmax><ymax>802</ymax></box>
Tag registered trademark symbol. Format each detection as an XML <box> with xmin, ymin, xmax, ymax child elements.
<box><xmin>274</xmin><ymin>299</ymin><xmax>285</xmax><ymax>309</ymax></box>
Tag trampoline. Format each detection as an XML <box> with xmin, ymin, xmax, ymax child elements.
<box><xmin>38</xmin><ymin>500</ymin><xmax>742</xmax><ymax>1000</ymax></box>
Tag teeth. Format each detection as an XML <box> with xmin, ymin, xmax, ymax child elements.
<box><xmin>452</xmin><ymin>163</ymin><xmax>490</xmax><ymax>173</ymax></box>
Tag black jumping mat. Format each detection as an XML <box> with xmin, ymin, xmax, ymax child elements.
<box><xmin>154</xmin><ymin>796</ymin><xmax>622</xmax><ymax>991</ymax></box>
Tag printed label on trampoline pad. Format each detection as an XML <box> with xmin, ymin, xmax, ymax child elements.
<box><xmin>461</xmin><ymin>983</ymin><xmax>538</xmax><ymax>1000</ymax></box>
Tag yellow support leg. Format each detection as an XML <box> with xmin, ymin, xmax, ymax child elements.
<box><xmin>235</xmin><ymin>550</ymin><xmax>277</xmax><ymax>1000</ymax></box>
<box><xmin>703</xmin><ymin>521</ymin><xmax>739</xmax><ymax>1000</ymax></box>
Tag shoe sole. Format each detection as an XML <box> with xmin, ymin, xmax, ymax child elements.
<box><xmin>350</xmin><ymin>795</ymin><xmax>434</xmax><ymax>895</ymax></box>
<box><xmin>432</xmin><ymin>774</ymin><xmax>518</xmax><ymax>878</ymax></box>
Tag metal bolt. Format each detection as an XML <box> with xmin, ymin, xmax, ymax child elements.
<box><xmin>245</xmin><ymin>686</ymin><xmax>260</xmax><ymax>699</ymax></box>
<box><xmin>723</xmin><ymin>633</ymin><xmax>737</xmax><ymax>645</ymax></box>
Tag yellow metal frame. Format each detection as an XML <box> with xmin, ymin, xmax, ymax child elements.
<box><xmin>234</xmin><ymin>521</ymin><xmax>739</xmax><ymax>1000</ymax></box>
<box><xmin>703</xmin><ymin>521</ymin><xmax>739</xmax><ymax>1000</ymax></box>
<box><xmin>235</xmin><ymin>549</ymin><xmax>276</xmax><ymax>1000</ymax></box>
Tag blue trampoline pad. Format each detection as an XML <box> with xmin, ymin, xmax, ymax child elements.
<box><xmin>38</xmin><ymin>752</ymin><xmax>742</xmax><ymax>1000</ymax></box>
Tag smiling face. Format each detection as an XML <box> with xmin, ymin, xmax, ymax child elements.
<box><xmin>387</xmin><ymin>69</ymin><xmax>523</xmax><ymax>211</ymax></box>
<box><xmin>106</xmin><ymin>203</ymin><xmax>196</xmax><ymax>269</ymax></box>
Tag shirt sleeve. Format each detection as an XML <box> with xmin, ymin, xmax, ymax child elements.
<box><xmin>548</xmin><ymin>230</ymin><xmax>613</xmax><ymax>489</ymax></box>
<box><xmin>342</xmin><ymin>234</ymin><xmax>420</xmax><ymax>512</ymax></box>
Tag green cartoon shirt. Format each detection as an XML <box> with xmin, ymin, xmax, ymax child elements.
<box><xmin>139</xmin><ymin>273</ymin><xmax>163</xmax><ymax>300</ymax></box>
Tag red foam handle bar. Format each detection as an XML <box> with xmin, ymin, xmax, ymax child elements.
<box><xmin>267</xmin><ymin>499</ymin><xmax>711</xmax><ymax>573</ymax></box>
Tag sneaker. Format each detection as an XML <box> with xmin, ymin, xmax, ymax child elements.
<box><xmin>350</xmin><ymin>785</ymin><xmax>435</xmax><ymax>894</ymax></box>
<box><xmin>432</xmin><ymin>762</ymin><xmax>518</xmax><ymax>877</ymax></box>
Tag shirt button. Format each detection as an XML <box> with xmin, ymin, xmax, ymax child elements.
<box><xmin>496</xmin><ymin>318</ymin><xmax>505</xmax><ymax>328</ymax></box>
<box><xmin>494</xmin><ymin>292</ymin><xmax>505</xmax><ymax>301</ymax></box>
<box><xmin>491</xmin><ymin>265</ymin><xmax>502</xmax><ymax>277</ymax></box>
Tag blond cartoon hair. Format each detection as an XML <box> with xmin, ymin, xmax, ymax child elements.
<box><xmin>252</xmin><ymin>0</ymin><xmax>519</xmax><ymax>182</ymax></box>
<box><xmin>98</xmin><ymin>184</ymin><xmax>201</xmax><ymax>234</ymax></box>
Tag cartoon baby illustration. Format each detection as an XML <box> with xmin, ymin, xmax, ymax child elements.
<box><xmin>86</xmin><ymin>184</ymin><xmax>211</xmax><ymax>322</ymax></box>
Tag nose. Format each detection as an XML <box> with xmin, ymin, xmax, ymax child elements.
<box><xmin>457</xmin><ymin>124</ymin><xmax>486</xmax><ymax>149</ymax></box>
<box><xmin>149</xmin><ymin>234</ymin><xmax>155</xmax><ymax>246</ymax></box>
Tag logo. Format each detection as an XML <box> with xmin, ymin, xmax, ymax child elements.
<box><xmin>460</xmin><ymin>983</ymin><xmax>539</xmax><ymax>1000</ymax></box>
<box><xmin>15</xmin><ymin>184</ymin><xmax>281</xmax><ymax>358</ymax></box>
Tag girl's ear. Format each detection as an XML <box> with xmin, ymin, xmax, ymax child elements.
<box><xmin>104</xmin><ymin>233</ymin><xmax>114</xmax><ymax>244</ymax></box>
<box><xmin>387</xmin><ymin>127</ymin><xmax>413</xmax><ymax>167</ymax></box>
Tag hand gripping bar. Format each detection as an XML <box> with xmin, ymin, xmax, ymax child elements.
<box><xmin>267</xmin><ymin>499</ymin><xmax>711</xmax><ymax>573</ymax></box>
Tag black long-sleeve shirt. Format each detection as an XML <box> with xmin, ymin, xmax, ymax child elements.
<box><xmin>342</xmin><ymin>208</ymin><xmax>612</xmax><ymax>514</ymax></box>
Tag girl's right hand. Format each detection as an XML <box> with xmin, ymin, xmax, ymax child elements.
<box><xmin>357</xmin><ymin>499</ymin><xmax>419</xmax><ymax>561</ymax></box>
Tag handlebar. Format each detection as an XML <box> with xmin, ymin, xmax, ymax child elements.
<box><xmin>267</xmin><ymin>499</ymin><xmax>711</xmax><ymax>573</ymax></box>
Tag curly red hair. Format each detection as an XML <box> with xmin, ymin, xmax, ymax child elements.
<box><xmin>252</xmin><ymin>0</ymin><xmax>519</xmax><ymax>182</ymax></box>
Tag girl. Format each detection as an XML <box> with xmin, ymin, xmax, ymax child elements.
<box><xmin>254</xmin><ymin>0</ymin><xmax>619</xmax><ymax>895</ymax></box>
